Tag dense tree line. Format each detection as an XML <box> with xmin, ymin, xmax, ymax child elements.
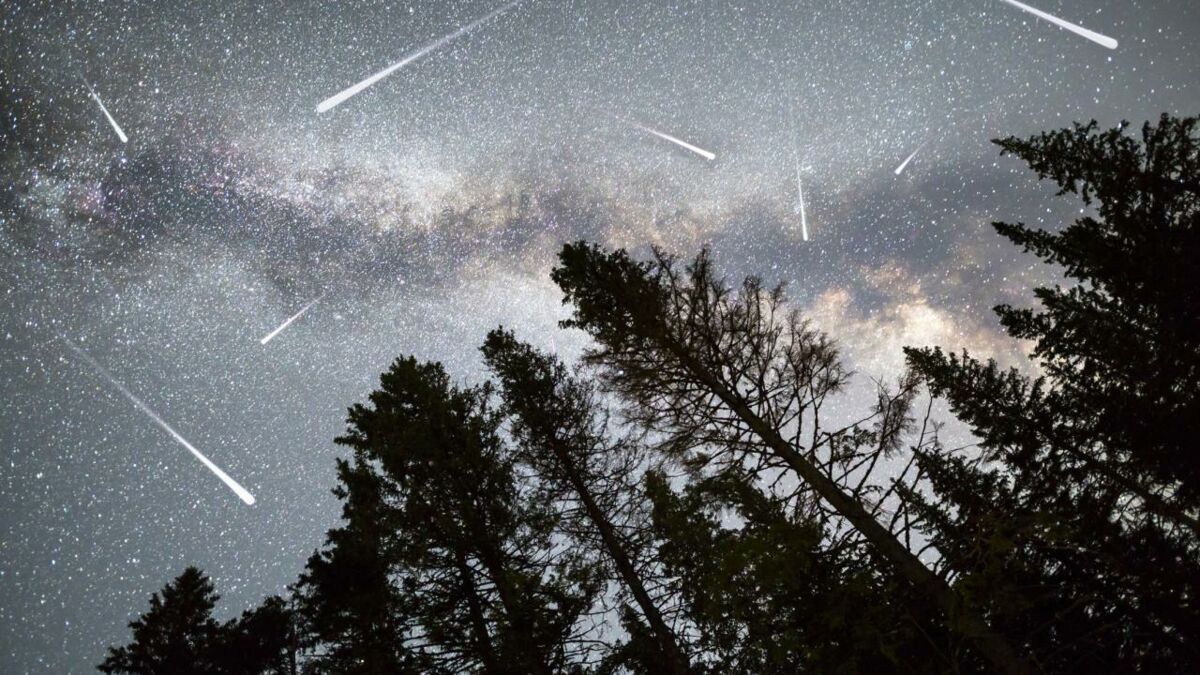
<box><xmin>100</xmin><ymin>114</ymin><xmax>1199</xmax><ymax>673</ymax></box>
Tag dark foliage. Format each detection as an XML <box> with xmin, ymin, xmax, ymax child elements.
<box><xmin>903</xmin><ymin>113</ymin><xmax>1200</xmax><ymax>672</ymax></box>
<box><xmin>98</xmin><ymin>567</ymin><xmax>293</xmax><ymax>675</ymax></box>
<box><xmin>102</xmin><ymin>115</ymin><xmax>1198</xmax><ymax>674</ymax></box>
<box><xmin>297</xmin><ymin>357</ymin><xmax>598</xmax><ymax>674</ymax></box>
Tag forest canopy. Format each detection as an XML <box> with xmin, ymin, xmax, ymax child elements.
<box><xmin>100</xmin><ymin>115</ymin><xmax>1200</xmax><ymax>674</ymax></box>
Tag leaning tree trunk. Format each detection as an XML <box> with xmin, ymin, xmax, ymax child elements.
<box><xmin>657</xmin><ymin>334</ymin><xmax>1034</xmax><ymax>675</ymax></box>
<box><xmin>546</xmin><ymin>436</ymin><xmax>693</xmax><ymax>675</ymax></box>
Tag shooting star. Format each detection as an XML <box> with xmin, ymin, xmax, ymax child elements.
<box><xmin>788</xmin><ymin>104</ymin><xmax>809</xmax><ymax>241</ymax></box>
<box><xmin>260</xmin><ymin>294</ymin><xmax>323</xmax><ymax>345</ymax></box>
<box><xmin>316</xmin><ymin>0</ymin><xmax>523</xmax><ymax>113</ymax></box>
<box><xmin>796</xmin><ymin>174</ymin><xmax>809</xmax><ymax>242</ymax></box>
<box><xmin>997</xmin><ymin>0</ymin><xmax>1118</xmax><ymax>50</ymax></box>
<box><xmin>894</xmin><ymin>141</ymin><xmax>927</xmax><ymax>176</ymax></box>
<box><xmin>62</xmin><ymin>339</ymin><xmax>256</xmax><ymax>505</ymax></box>
<box><xmin>630</xmin><ymin>122</ymin><xmax>716</xmax><ymax>161</ymax></box>
<box><xmin>85</xmin><ymin>83</ymin><xmax>128</xmax><ymax>143</ymax></box>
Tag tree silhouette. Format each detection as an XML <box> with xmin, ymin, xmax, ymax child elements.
<box><xmin>482</xmin><ymin>329</ymin><xmax>692</xmax><ymax>674</ymax></box>
<box><xmin>99</xmin><ymin>567</ymin><xmax>223</xmax><ymax>675</ymax></box>
<box><xmin>903</xmin><ymin>114</ymin><xmax>1200</xmax><ymax>671</ymax></box>
<box><xmin>550</xmin><ymin>243</ymin><xmax>1030</xmax><ymax>674</ymax></box>
<box><xmin>299</xmin><ymin>356</ymin><xmax>599</xmax><ymax>673</ymax></box>
<box><xmin>99</xmin><ymin>567</ymin><xmax>296</xmax><ymax>675</ymax></box>
<box><xmin>294</xmin><ymin>452</ymin><xmax>427</xmax><ymax>674</ymax></box>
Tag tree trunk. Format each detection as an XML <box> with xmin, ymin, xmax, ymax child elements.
<box><xmin>547</xmin><ymin>437</ymin><xmax>692</xmax><ymax>675</ymax></box>
<box><xmin>455</xmin><ymin>552</ymin><xmax>503</xmax><ymax>675</ymax></box>
<box><xmin>662</xmin><ymin>339</ymin><xmax>1034</xmax><ymax>675</ymax></box>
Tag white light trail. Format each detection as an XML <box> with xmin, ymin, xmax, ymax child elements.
<box><xmin>316</xmin><ymin>0</ymin><xmax>523</xmax><ymax>113</ymax></box>
<box><xmin>788</xmin><ymin>104</ymin><xmax>808</xmax><ymax>241</ymax></box>
<box><xmin>260</xmin><ymin>295</ymin><xmax>323</xmax><ymax>345</ymax></box>
<box><xmin>997</xmin><ymin>0</ymin><xmax>1117</xmax><ymax>50</ymax></box>
<box><xmin>85</xmin><ymin>84</ymin><xmax>128</xmax><ymax>143</ymax></box>
<box><xmin>631</xmin><ymin>122</ymin><xmax>716</xmax><ymax>161</ymax></box>
<box><xmin>894</xmin><ymin>141</ymin><xmax>927</xmax><ymax>176</ymax></box>
<box><xmin>796</xmin><ymin>174</ymin><xmax>809</xmax><ymax>242</ymax></box>
<box><xmin>62</xmin><ymin>339</ymin><xmax>256</xmax><ymax>505</ymax></box>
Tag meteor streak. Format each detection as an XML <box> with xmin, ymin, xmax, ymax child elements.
<box><xmin>62</xmin><ymin>339</ymin><xmax>256</xmax><ymax>505</ymax></box>
<box><xmin>997</xmin><ymin>0</ymin><xmax>1118</xmax><ymax>50</ymax></box>
<box><xmin>260</xmin><ymin>295</ymin><xmax>323</xmax><ymax>345</ymax></box>
<box><xmin>631</xmin><ymin>122</ymin><xmax>716</xmax><ymax>161</ymax></box>
<box><xmin>796</xmin><ymin>174</ymin><xmax>809</xmax><ymax>242</ymax></box>
<box><xmin>85</xmin><ymin>84</ymin><xmax>128</xmax><ymax>143</ymax></box>
<box><xmin>316</xmin><ymin>0</ymin><xmax>523</xmax><ymax>113</ymax></box>
<box><xmin>894</xmin><ymin>141</ymin><xmax>926</xmax><ymax>176</ymax></box>
<box><xmin>788</xmin><ymin>105</ymin><xmax>808</xmax><ymax>241</ymax></box>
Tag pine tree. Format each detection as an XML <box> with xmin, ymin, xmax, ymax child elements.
<box><xmin>99</xmin><ymin>568</ymin><xmax>298</xmax><ymax>675</ymax></box>
<box><xmin>294</xmin><ymin>453</ymin><xmax>428</xmax><ymax>674</ymax></box>
<box><xmin>903</xmin><ymin>114</ymin><xmax>1200</xmax><ymax>670</ymax></box>
<box><xmin>98</xmin><ymin>567</ymin><xmax>223</xmax><ymax>675</ymax></box>
<box><xmin>482</xmin><ymin>329</ymin><xmax>692</xmax><ymax>674</ymax></box>
<box><xmin>550</xmin><ymin>242</ymin><xmax>1031</xmax><ymax>674</ymax></box>
<box><xmin>301</xmin><ymin>356</ymin><xmax>599</xmax><ymax>673</ymax></box>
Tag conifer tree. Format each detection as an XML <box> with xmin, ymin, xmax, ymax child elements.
<box><xmin>300</xmin><ymin>356</ymin><xmax>598</xmax><ymax>673</ymax></box>
<box><xmin>99</xmin><ymin>567</ymin><xmax>223</xmax><ymax>675</ymax></box>
<box><xmin>294</xmin><ymin>453</ymin><xmax>428</xmax><ymax>674</ymax></box>
<box><xmin>903</xmin><ymin>114</ymin><xmax>1200</xmax><ymax>671</ymax></box>
<box><xmin>550</xmin><ymin>243</ymin><xmax>1031</xmax><ymax>674</ymax></box>
<box><xmin>482</xmin><ymin>329</ymin><xmax>692</xmax><ymax>674</ymax></box>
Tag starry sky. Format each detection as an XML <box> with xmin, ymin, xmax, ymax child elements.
<box><xmin>1</xmin><ymin>0</ymin><xmax>1197</xmax><ymax>671</ymax></box>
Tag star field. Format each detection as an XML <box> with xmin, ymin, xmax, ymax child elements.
<box><xmin>2</xmin><ymin>1</ymin><xmax>1198</xmax><ymax>671</ymax></box>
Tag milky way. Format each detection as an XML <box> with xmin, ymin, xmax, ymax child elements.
<box><xmin>2</xmin><ymin>1</ymin><xmax>1198</xmax><ymax>671</ymax></box>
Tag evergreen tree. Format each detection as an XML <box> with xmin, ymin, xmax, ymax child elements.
<box><xmin>903</xmin><ymin>114</ymin><xmax>1200</xmax><ymax>670</ymax></box>
<box><xmin>301</xmin><ymin>356</ymin><xmax>599</xmax><ymax>673</ymax></box>
<box><xmin>294</xmin><ymin>454</ymin><xmax>428</xmax><ymax>674</ymax></box>
<box><xmin>99</xmin><ymin>568</ymin><xmax>297</xmax><ymax>675</ymax></box>
<box><xmin>98</xmin><ymin>567</ymin><xmax>224</xmax><ymax>675</ymax></box>
<box><xmin>482</xmin><ymin>329</ymin><xmax>692</xmax><ymax>674</ymax></box>
<box><xmin>550</xmin><ymin>243</ymin><xmax>1030</xmax><ymax>674</ymax></box>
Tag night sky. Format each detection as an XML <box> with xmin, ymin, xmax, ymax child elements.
<box><xmin>2</xmin><ymin>1</ymin><xmax>1198</xmax><ymax>671</ymax></box>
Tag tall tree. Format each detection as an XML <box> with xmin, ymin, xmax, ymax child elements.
<box><xmin>303</xmin><ymin>356</ymin><xmax>598</xmax><ymax>674</ymax></box>
<box><xmin>294</xmin><ymin>452</ymin><xmax>428</xmax><ymax>674</ymax></box>
<box><xmin>903</xmin><ymin>114</ymin><xmax>1200</xmax><ymax>671</ymax></box>
<box><xmin>550</xmin><ymin>243</ymin><xmax>1031</xmax><ymax>674</ymax></box>
<box><xmin>482</xmin><ymin>329</ymin><xmax>692</xmax><ymax>674</ymax></box>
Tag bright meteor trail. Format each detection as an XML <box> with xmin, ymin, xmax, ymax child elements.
<box><xmin>633</xmin><ymin>123</ymin><xmax>716</xmax><ymax>161</ymax></box>
<box><xmin>894</xmin><ymin>141</ymin><xmax>927</xmax><ymax>176</ymax></box>
<box><xmin>595</xmin><ymin>108</ymin><xmax>716</xmax><ymax>161</ymax></box>
<box><xmin>788</xmin><ymin>105</ymin><xmax>808</xmax><ymax>241</ymax></box>
<box><xmin>316</xmin><ymin>0</ymin><xmax>523</xmax><ymax>113</ymax></box>
<box><xmin>260</xmin><ymin>295</ymin><xmax>323</xmax><ymax>345</ymax></box>
<box><xmin>62</xmin><ymin>339</ymin><xmax>256</xmax><ymax>505</ymax></box>
<box><xmin>85</xmin><ymin>84</ymin><xmax>128</xmax><ymax>143</ymax></box>
<box><xmin>996</xmin><ymin>0</ymin><xmax>1118</xmax><ymax>50</ymax></box>
<box><xmin>796</xmin><ymin>174</ymin><xmax>809</xmax><ymax>242</ymax></box>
